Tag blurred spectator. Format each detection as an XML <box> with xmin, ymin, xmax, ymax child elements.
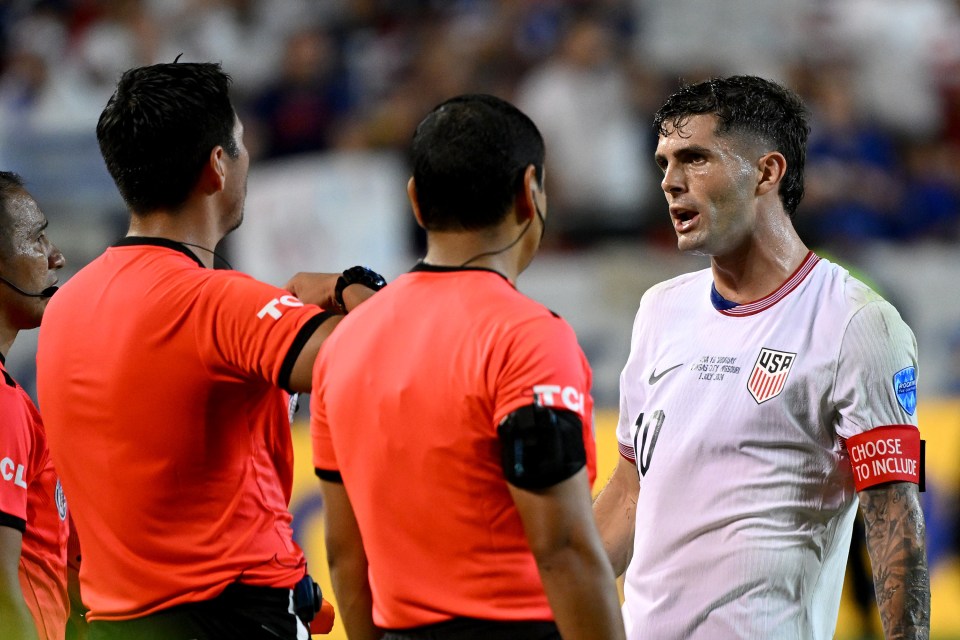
<box><xmin>895</xmin><ymin>140</ymin><xmax>960</xmax><ymax>243</ymax></box>
<box><xmin>822</xmin><ymin>0</ymin><xmax>960</xmax><ymax>139</ymax></box>
<box><xmin>246</xmin><ymin>27</ymin><xmax>354</xmax><ymax>160</ymax></box>
<box><xmin>794</xmin><ymin>63</ymin><xmax>902</xmax><ymax>253</ymax></box>
<box><xmin>515</xmin><ymin>11</ymin><xmax>654</xmax><ymax>246</ymax></box>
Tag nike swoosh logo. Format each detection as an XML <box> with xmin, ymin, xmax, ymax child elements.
<box><xmin>649</xmin><ymin>363</ymin><xmax>684</xmax><ymax>385</ymax></box>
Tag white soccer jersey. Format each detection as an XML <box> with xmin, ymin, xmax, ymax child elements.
<box><xmin>616</xmin><ymin>252</ymin><xmax>919</xmax><ymax>640</ymax></box>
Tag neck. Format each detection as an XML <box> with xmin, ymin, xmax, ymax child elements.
<box><xmin>127</xmin><ymin>210</ymin><xmax>223</xmax><ymax>269</ymax></box>
<box><xmin>0</xmin><ymin>327</ymin><xmax>16</xmax><ymax>362</ymax></box>
<box><xmin>710</xmin><ymin>223</ymin><xmax>809</xmax><ymax>303</ymax></box>
<box><xmin>422</xmin><ymin>223</ymin><xmax>531</xmax><ymax>283</ymax></box>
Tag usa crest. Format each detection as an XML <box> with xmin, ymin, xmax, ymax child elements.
<box><xmin>748</xmin><ymin>348</ymin><xmax>796</xmax><ymax>404</ymax></box>
<box><xmin>893</xmin><ymin>366</ymin><xmax>917</xmax><ymax>416</ymax></box>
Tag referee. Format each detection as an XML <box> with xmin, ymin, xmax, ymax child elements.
<box><xmin>35</xmin><ymin>62</ymin><xmax>381</xmax><ymax>639</ymax></box>
<box><xmin>311</xmin><ymin>95</ymin><xmax>625</xmax><ymax>640</ymax></box>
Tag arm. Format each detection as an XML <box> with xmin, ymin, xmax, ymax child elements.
<box><xmin>0</xmin><ymin>526</ymin><xmax>39</xmax><ymax>640</ymax></box>
<box><xmin>858</xmin><ymin>481</ymin><xmax>930</xmax><ymax>640</ymax></box>
<box><xmin>283</xmin><ymin>274</ymin><xmax>382</xmax><ymax>392</ymax></box>
<box><xmin>285</xmin><ymin>315</ymin><xmax>342</xmax><ymax>393</ymax></box>
<box><xmin>284</xmin><ymin>273</ymin><xmax>381</xmax><ymax>314</ymax></box>
<box><xmin>592</xmin><ymin>455</ymin><xmax>639</xmax><ymax>576</ymax></box>
<box><xmin>509</xmin><ymin>468</ymin><xmax>626</xmax><ymax>640</ymax></box>
<box><xmin>318</xmin><ymin>479</ymin><xmax>382</xmax><ymax>640</ymax></box>
<box><xmin>66</xmin><ymin>517</ymin><xmax>88</xmax><ymax>639</ymax></box>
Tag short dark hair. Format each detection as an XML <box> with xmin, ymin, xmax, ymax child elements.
<box><xmin>0</xmin><ymin>171</ymin><xmax>26</xmax><ymax>253</ymax></box>
<box><xmin>96</xmin><ymin>61</ymin><xmax>240</xmax><ymax>214</ymax></box>
<box><xmin>411</xmin><ymin>94</ymin><xmax>545</xmax><ymax>231</ymax></box>
<box><xmin>653</xmin><ymin>75</ymin><xmax>809</xmax><ymax>217</ymax></box>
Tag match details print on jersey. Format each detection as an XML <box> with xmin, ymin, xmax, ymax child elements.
<box><xmin>646</xmin><ymin>346</ymin><xmax>795</xmax><ymax>403</ymax></box>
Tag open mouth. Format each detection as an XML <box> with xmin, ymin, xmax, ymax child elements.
<box><xmin>670</xmin><ymin>207</ymin><xmax>699</xmax><ymax>233</ymax></box>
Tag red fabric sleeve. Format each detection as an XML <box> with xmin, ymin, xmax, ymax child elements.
<box><xmin>491</xmin><ymin>315</ymin><xmax>597</xmax><ymax>486</ymax></box>
<box><xmin>197</xmin><ymin>271</ymin><xmax>327</xmax><ymax>386</ymax></box>
<box><xmin>0</xmin><ymin>387</ymin><xmax>35</xmax><ymax>524</ymax></box>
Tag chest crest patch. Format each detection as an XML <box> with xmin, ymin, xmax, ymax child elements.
<box><xmin>748</xmin><ymin>348</ymin><xmax>796</xmax><ymax>404</ymax></box>
<box><xmin>55</xmin><ymin>478</ymin><xmax>67</xmax><ymax>521</ymax></box>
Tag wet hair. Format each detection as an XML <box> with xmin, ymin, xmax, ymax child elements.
<box><xmin>653</xmin><ymin>75</ymin><xmax>809</xmax><ymax>216</ymax></box>
<box><xmin>96</xmin><ymin>61</ymin><xmax>239</xmax><ymax>214</ymax></box>
<box><xmin>411</xmin><ymin>94</ymin><xmax>545</xmax><ymax>231</ymax></box>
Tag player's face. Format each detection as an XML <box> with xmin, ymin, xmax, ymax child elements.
<box><xmin>655</xmin><ymin>114</ymin><xmax>761</xmax><ymax>257</ymax></box>
<box><xmin>223</xmin><ymin>116</ymin><xmax>249</xmax><ymax>234</ymax></box>
<box><xmin>0</xmin><ymin>191</ymin><xmax>65</xmax><ymax>330</ymax></box>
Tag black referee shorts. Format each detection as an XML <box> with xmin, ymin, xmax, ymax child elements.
<box><xmin>382</xmin><ymin>617</ymin><xmax>561</xmax><ymax>640</ymax></box>
<box><xmin>87</xmin><ymin>582</ymin><xmax>305</xmax><ymax>640</ymax></box>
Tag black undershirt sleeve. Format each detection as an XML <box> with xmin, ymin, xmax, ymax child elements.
<box><xmin>0</xmin><ymin>511</ymin><xmax>26</xmax><ymax>533</ymax></box>
<box><xmin>277</xmin><ymin>311</ymin><xmax>335</xmax><ymax>392</ymax></box>
<box><xmin>315</xmin><ymin>468</ymin><xmax>343</xmax><ymax>483</ymax></box>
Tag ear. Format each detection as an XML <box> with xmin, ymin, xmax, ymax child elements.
<box><xmin>516</xmin><ymin>164</ymin><xmax>543</xmax><ymax>224</ymax></box>
<box><xmin>756</xmin><ymin>151</ymin><xmax>786</xmax><ymax>197</ymax></box>
<box><xmin>407</xmin><ymin>177</ymin><xmax>426</xmax><ymax>229</ymax></box>
<box><xmin>199</xmin><ymin>146</ymin><xmax>228</xmax><ymax>195</ymax></box>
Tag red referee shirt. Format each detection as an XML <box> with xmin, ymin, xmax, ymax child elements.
<box><xmin>0</xmin><ymin>356</ymin><xmax>69</xmax><ymax>640</ymax></box>
<box><xmin>36</xmin><ymin>238</ymin><xmax>328</xmax><ymax>621</ymax></box>
<box><xmin>312</xmin><ymin>265</ymin><xmax>596</xmax><ymax>629</ymax></box>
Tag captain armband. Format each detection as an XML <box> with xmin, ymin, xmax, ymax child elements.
<box><xmin>847</xmin><ymin>425</ymin><xmax>924</xmax><ymax>491</ymax></box>
<box><xmin>497</xmin><ymin>403</ymin><xmax>586</xmax><ymax>490</ymax></box>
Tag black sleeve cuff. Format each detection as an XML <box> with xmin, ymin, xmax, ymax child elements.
<box><xmin>0</xmin><ymin>511</ymin><xmax>26</xmax><ymax>533</ymax></box>
<box><xmin>315</xmin><ymin>468</ymin><xmax>343</xmax><ymax>483</ymax></box>
<box><xmin>277</xmin><ymin>311</ymin><xmax>336</xmax><ymax>392</ymax></box>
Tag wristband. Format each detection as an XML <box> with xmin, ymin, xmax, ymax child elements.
<box><xmin>846</xmin><ymin>425</ymin><xmax>922</xmax><ymax>491</ymax></box>
<box><xmin>334</xmin><ymin>265</ymin><xmax>386</xmax><ymax>313</ymax></box>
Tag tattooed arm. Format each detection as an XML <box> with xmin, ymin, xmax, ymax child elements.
<box><xmin>858</xmin><ymin>481</ymin><xmax>930</xmax><ymax>640</ymax></box>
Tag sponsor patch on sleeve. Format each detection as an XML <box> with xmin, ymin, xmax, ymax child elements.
<box><xmin>846</xmin><ymin>425</ymin><xmax>921</xmax><ymax>490</ymax></box>
<box><xmin>893</xmin><ymin>366</ymin><xmax>917</xmax><ymax>416</ymax></box>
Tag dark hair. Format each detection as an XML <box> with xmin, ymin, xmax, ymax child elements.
<box><xmin>653</xmin><ymin>75</ymin><xmax>809</xmax><ymax>217</ymax></box>
<box><xmin>411</xmin><ymin>94</ymin><xmax>545</xmax><ymax>231</ymax></box>
<box><xmin>0</xmin><ymin>171</ymin><xmax>26</xmax><ymax>251</ymax></box>
<box><xmin>96</xmin><ymin>61</ymin><xmax>240</xmax><ymax>214</ymax></box>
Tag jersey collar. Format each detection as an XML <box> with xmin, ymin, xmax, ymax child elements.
<box><xmin>714</xmin><ymin>251</ymin><xmax>820</xmax><ymax>317</ymax></box>
<box><xmin>112</xmin><ymin>237</ymin><xmax>206</xmax><ymax>268</ymax></box>
<box><xmin>410</xmin><ymin>261</ymin><xmax>510</xmax><ymax>283</ymax></box>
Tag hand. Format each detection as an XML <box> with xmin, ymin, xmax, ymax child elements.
<box><xmin>283</xmin><ymin>272</ymin><xmax>341</xmax><ymax>310</ymax></box>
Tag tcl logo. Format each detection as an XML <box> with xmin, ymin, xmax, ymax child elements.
<box><xmin>533</xmin><ymin>384</ymin><xmax>585</xmax><ymax>414</ymax></box>
<box><xmin>257</xmin><ymin>295</ymin><xmax>304</xmax><ymax>320</ymax></box>
<box><xmin>0</xmin><ymin>457</ymin><xmax>27</xmax><ymax>489</ymax></box>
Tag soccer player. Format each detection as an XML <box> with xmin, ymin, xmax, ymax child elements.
<box><xmin>311</xmin><ymin>94</ymin><xmax>625</xmax><ymax>640</ymax></box>
<box><xmin>35</xmin><ymin>62</ymin><xmax>381</xmax><ymax>639</ymax></box>
<box><xmin>0</xmin><ymin>172</ymin><xmax>68</xmax><ymax>640</ymax></box>
<box><xmin>593</xmin><ymin>75</ymin><xmax>930</xmax><ymax>639</ymax></box>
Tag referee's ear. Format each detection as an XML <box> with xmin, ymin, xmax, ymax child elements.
<box><xmin>407</xmin><ymin>177</ymin><xmax>426</xmax><ymax>230</ymax></box>
<box><xmin>198</xmin><ymin>146</ymin><xmax>228</xmax><ymax>196</ymax></box>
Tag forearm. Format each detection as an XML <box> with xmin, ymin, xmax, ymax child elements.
<box><xmin>328</xmin><ymin>558</ymin><xmax>381</xmax><ymax>640</ymax></box>
<box><xmin>320</xmin><ymin>480</ymin><xmax>382</xmax><ymax>640</ymax></box>
<box><xmin>593</xmin><ymin>483</ymin><xmax>636</xmax><ymax>576</ymax></box>
<box><xmin>0</xmin><ymin>597</ymin><xmax>41</xmax><ymax>640</ymax></box>
<box><xmin>0</xmin><ymin>527</ymin><xmax>39</xmax><ymax>640</ymax></box>
<box><xmin>535</xmin><ymin>540</ymin><xmax>625</xmax><ymax>640</ymax></box>
<box><xmin>859</xmin><ymin>481</ymin><xmax>930</xmax><ymax>640</ymax></box>
<box><xmin>592</xmin><ymin>459</ymin><xmax>639</xmax><ymax>576</ymax></box>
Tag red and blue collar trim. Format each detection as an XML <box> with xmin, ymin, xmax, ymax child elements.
<box><xmin>713</xmin><ymin>251</ymin><xmax>820</xmax><ymax>317</ymax></box>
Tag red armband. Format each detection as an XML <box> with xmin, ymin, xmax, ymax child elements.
<box><xmin>846</xmin><ymin>425</ymin><xmax>921</xmax><ymax>491</ymax></box>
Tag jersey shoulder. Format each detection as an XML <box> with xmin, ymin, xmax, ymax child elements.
<box><xmin>637</xmin><ymin>267</ymin><xmax>712</xmax><ymax>312</ymax></box>
<box><xmin>816</xmin><ymin>257</ymin><xmax>905</xmax><ymax>320</ymax></box>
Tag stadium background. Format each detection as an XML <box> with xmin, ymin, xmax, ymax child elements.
<box><xmin>0</xmin><ymin>1</ymin><xmax>958</xmax><ymax>638</ymax></box>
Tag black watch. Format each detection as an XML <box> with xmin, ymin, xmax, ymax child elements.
<box><xmin>334</xmin><ymin>265</ymin><xmax>387</xmax><ymax>313</ymax></box>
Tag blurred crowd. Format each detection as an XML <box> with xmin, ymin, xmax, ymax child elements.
<box><xmin>0</xmin><ymin>0</ymin><xmax>959</xmax><ymax>253</ymax></box>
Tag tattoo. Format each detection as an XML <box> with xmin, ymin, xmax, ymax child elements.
<box><xmin>859</xmin><ymin>481</ymin><xmax>930</xmax><ymax>640</ymax></box>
